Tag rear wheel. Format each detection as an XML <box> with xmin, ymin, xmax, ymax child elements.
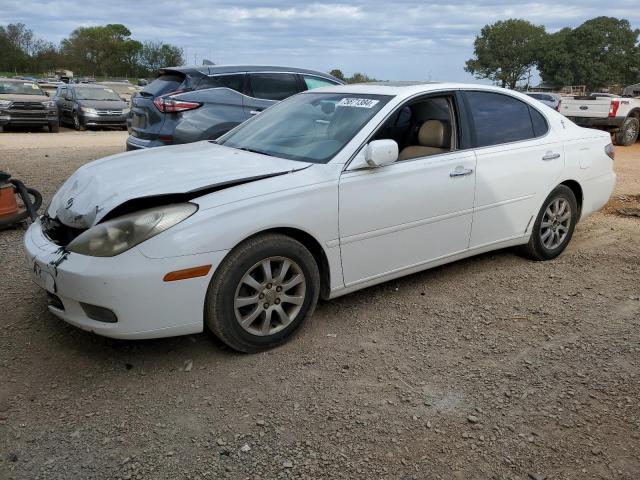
<box><xmin>205</xmin><ymin>233</ymin><xmax>320</xmax><ymax>353</ymax></box>
<box><xmin>520</xmin><ymin>185</ymin><xmax>578</xmax><ymax>261</ymax></box>
<box><xmin>614</xmin><ymin>117</ymin><xmax>639</xmax><ymax>146</ymax></box>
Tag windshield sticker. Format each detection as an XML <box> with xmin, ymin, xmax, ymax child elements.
<box><xmin>25</xmin><ymin>83</ymin><xmax>38</xmax><ymax>89</ymax></box>
<box><xmin>337</xmin><ymin>98</ymin><xmax>380</xmax><ymax>108</ymax></box>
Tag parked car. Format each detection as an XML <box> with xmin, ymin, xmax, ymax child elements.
<box><xmin>39</xmin><ymin>81</ymin><xmax>63</xmax><ymax>98</ymax></box>
<box><xmin>560</xmin><ymin>93</ymin><xmax>640</xmax><ymax>146</ymax></box>
<box><xmin>126</xmin><ymin>65</ymin><xmax>343</xmax><ymax>150</ymax></box>
<box><xmin>97</xmin><ymin>81</ymin><xmax>140</xmax><ymax>103</ymax></box>
<box><xmin>525</xmin><ymin>92</ymin><xmax>562</xmax><ymax>111</ymax></box>
<box><xmin>0</xmin><ymin>78</ymin><xmax>59</xmax><ymax>132</ymax></box>
<box><xmin>53</xmin><ymin>83</ymin><xmax>130</xmax><ymax>130</ymax></box>
<box><xmin>25</xmin><ymin>82</ymin><xmax>615</xmax><ymax>352</ymax></box>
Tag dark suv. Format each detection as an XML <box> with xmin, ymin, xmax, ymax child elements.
<box><xmin>126</xmin><ymin>65</ymin><xmax>343</xmax><ymax>150</ymax></box>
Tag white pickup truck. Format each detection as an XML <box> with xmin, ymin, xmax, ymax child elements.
<box><xmin>560</xmin><ymin>93</ymin><xmax>640</xmax><ymax>146</ymax></box>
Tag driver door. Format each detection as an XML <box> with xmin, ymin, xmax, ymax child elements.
<box><xmin>338</xmin><ymin>93</ymin><xmax>477</xmax><ymax>286</ymax></box>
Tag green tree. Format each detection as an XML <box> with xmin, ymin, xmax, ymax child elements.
<box><xmin>140</xmin><ymin>41</ymin><xmax>184</xmax><ymax>72</ymax></box>
<box><xmin>538</xmin><ymin>17</ymin><xmax>640</xmax><ymax>89</ymax></box>
<box><xmin>0</xmin><ymin>23</ymin><xmax>32</xmax><ymax>71</ymax></box>
<box><xmin>465</xmin><ymin>19</ymin><xmax>546</xmax><ymax>88</ymax></box>
<box><xmin>61</xmin><ymin>24</ymin><xmax>143</xmax><ymax>77</ymax></box>
<box><xmin>329</xmin><ymin>69</ymin><xmax>345</xmax><ymax>81</ymax></box>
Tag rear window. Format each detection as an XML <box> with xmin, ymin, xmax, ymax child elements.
<box><xmin>143</xmin><ymin>74</ymin><xmax>185</xmax><ymax>97</ymax></box>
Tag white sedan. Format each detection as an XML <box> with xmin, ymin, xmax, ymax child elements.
<box><xmin>24</xmin><ymin>82</ymin><xmax>616</xmax><ymax>352</ymax></box>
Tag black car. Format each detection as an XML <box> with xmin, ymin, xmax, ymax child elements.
<box><xmin>53</xmin><ymin>84</ymin><xmax>130</xmax><ymax>130</ymax></box>
<box><xmin>126</xmin><ymin>65</ymin><xmax>343</xmax><ymax>150</ymax></box>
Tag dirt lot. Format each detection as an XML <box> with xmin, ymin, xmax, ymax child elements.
<box><xmin>1</xmin><ymin>131</ymin><xmax>639</xmax><ymax>480</ymax></box>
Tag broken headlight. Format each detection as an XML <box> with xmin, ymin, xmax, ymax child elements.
<box><xmin>67</xmin><ymin>203</ymin><xmax>197</xmax><ymax>257</ymax></box>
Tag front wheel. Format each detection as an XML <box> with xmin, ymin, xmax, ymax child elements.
<box><xmin>73</xmin><ymin>112</ymin><xmax>86</xmax><ymax>131</ymax></box>
<box><xmin>520</xmin><ymin>185</ymin><xmax>578</xmax><ymax>261</ymax></box>
<box><xmin>614</xmin><ymin>117</ymin><xmax>639</xmax><ymax>146</ymax></box>
<box><xmin>48</xmin><ymin>122</ymin><xmax>60</xmax><ymax>133</ymax></box>
<box><xmin>205</xmin><ymin>233</ymin><xmax>320</xmax><ymax>353</ymax></box>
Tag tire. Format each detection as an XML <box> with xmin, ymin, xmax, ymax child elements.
<box><xmin>520</xmin><ymin>185</ymin><xmax>578</xmax><ymax>261</ymax></box>
<box><xmin>614</xmin><ymin>117</ymin><xmax>639</xmax><ymax>146</ymax></box>
<box><xmin>48</xmin><ymin>122</ymin><xmax>59</xmax><ymax>133</ymax></box>
<box><xmin>205</xmin><ymin>233</ymin><xmax>320</xmax><ymax>353</ymax></box>
<box><xmin>73</xmin><ymin>112</ymin><xmax>86</xmax><ymax>131</ymax></box>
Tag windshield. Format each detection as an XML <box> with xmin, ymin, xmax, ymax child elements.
<box><xmin>0</xmin><ymin>80</ymin><xmax>45</xmax><ymax>96</ymax></box>
<box><xmin>218</xmin><ymin>92</ymin><xmax>392</xmax><ymax>163</ymax></box>
<box><xmin>75</xmin><ymin>87</ymin><xmax>122</xmax><ymax>101</ymax></box>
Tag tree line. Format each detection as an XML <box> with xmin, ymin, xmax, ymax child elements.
<box><xmin>465</xmin><ymin>16</ymin><xmax>640</xmax><ymax>90</ymax></box>
<box><xmin>0</xmin><ymin>23</ymin><xmax>184</xmax><ymax>78</ymax></box>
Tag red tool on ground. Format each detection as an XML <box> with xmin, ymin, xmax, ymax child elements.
<box><xmin>0</xmin><ymin>171</ymin><xmax>42</xmax><ymax>228</ymax></box>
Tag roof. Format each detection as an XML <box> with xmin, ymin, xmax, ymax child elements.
<box><xmin>160</xmin><ymin>64</ymin><xmax>342</xmax><ymax>83</ymax></box>
<box><xmin>300</xmin><ymin>81</ymin><xmax>499</xmax><ymax>96</ymax></box>
<box><xmin>1</xmin><ymin>78</ymin><xmax>37</xmax><ymax>83</ymax></box>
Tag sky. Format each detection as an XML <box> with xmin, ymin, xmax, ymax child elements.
<box><xmin>1</xmin><ymin>0</ymin><xmax>639</xmax><ymax>83</ymax></box>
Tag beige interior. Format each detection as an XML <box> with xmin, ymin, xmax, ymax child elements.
<box><xmin>397</xmin><ymin>119</ymin><xmax>449</xmax><ymax>161</ymax></box>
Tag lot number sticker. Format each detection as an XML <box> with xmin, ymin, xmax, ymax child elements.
<box><xmin>337</xmin><ymin>98</ymin><xmax>380</xmax><ymax>108</ymax></box>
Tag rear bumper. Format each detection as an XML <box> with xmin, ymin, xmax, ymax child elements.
<box><xmin>126</xmin><ymin>135</ymin><xmax>166</xmax><ymax>150</ymax></box>
<box><xmin>567</xmin><ymin>116</ymin><xmax>625</xmax><ymax>130</ymax></box>
<box><xmin>581</xmin><ymin>172</ymin><xmax>616</xmax><ymax>219</ymax></box>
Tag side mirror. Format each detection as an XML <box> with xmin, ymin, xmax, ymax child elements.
<box><xmin>349</xmin><ymin>139</ymin><xmax>398</xmax><ymax>170</ymax></box>
<box><xmin>44</xmin><ymin>91</ymin><xmax>49</xmax><ymax>97</ymax></box>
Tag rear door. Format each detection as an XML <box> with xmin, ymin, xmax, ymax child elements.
<box><xmin>243</xmin><ymin>73</ymin><xmax>303</xmax><ymax>117</ymax></box>
<box><xmin>462</xmin><ymin>90</ymin><xmax>564</xmax><ymax>248</ymax></box>
<box><xmin>129</xmin><ymin>71</ymin><xmax>191</xmax><ymax>140</ymax></box>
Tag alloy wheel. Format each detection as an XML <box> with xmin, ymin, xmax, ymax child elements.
<box><xmin>540</xmin><ymin>198</ymin><xmax>571</xmax><ymax>249</ymax></box>
<box><xmin>234</xmin><ymin>256</ymin><xmax>306</xmax><ymax>336</ymax></box>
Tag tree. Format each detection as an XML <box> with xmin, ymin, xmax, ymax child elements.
<box><xmin>0</xmin><ymin>23</ymin><xmax>32</xmax><ymax>71</ymax></box>
<box><xmin>329</xmin><ymin>69</ymin><xmax>345</xmax><ymax>81</ymax></box>
<box><xmin>61</xmin><ymin>24</ymin><xmax>143</xmax><ymax>77</ymax></box>
<box><xmin>140</xmin><ymin>41</ymin><xmax>184</xmax><ymax>72</ymax></box>
<box><xmin>465</xmin><ymin>19</ymin><xmax>546</xmax><ymax>88</ymax></box>
<box><xmin>538</xmin><ymin>17</ymin><xmax>640</xmax><ymax>89</ymax></box>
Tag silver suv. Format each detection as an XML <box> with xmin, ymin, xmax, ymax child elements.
<box><xmin>126</xmin><ymin>65</ymin><xmax>343</xmax><ymax>150</ymax></box>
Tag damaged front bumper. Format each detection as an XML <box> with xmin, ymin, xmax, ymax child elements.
<box><xmin>23</xmin><ymin>217</ymin><xmax>228</xmax><ymax>339</ymax></box>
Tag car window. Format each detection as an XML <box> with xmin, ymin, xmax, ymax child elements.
<box><xmin>529</xmin><ymin>106</ymin><xmax>549</xmax><ymax>137</ymax></box>
<box><xmin>143</xmin><ymin>73</ymin><xmax>185</xmax><ymax>97</ymax></box>
<box><xmin>0</xmin><ymin>80</ymin><xmax>45</xmax><ymax>95</ymax></box>
<box><xmin>200</xmin><ymin>74</ymin><xmax>245</xmax><ymax>93</ymax></box>
<box><xmin>303</xmin><ymin>76</ymin><xmax>338</xmax><ymax>90</ymax></box>
<box><xmin>249</xmin><ymin>73</ymin><xmax>302</xmax><ymax>101</ymax></box>
<box><xmin>218</xmin><ymin>92</ymin><xmax>392</xmax><ymax>163</ymax></box>
<box><xmin>56</xmin><ymin>86</ymin><xmax>66</xmax><ymax>98</ymax></box>
<box><xmin>75</xmin><ymin>87</ymin><xmax>122</xmax><ymax>101</ymax></box>
<box><xmin>465</xmin><ymin>91</ymin><xmax>536</xmax><ymax>147</ymax></box>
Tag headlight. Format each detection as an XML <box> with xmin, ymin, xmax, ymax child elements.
<box><xmin>0</xmin><ymin>100</ymin><xmax>12</xmax><ymax>109</ymax></box>
<box><xmin>42</xmin><ymin>100</ymin><xmax>55</xmax><ymax>108</ymax></box>
<box><xmin>122</xmin><ymin>108</ymin><xmax>130</xmax><ymax>115</ymax></box>
<box><xmin>67</xmin><ymin>203</ymin><xmax>197</xmax><ymax>257</ymax></box>
<box><xmin>81</xmin><ymin>107</ymin><xmax>98</xmax><ymax>115</ymax></box>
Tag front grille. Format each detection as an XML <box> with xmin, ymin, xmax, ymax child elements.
<box><xmin>11</xmin><ymin>101</ymin><xmax>45</xmax><ymax>110</ymax></box>
<box><xmin>41</xmin><ymin>215</ymin><xmax>85</xmax><ymax>246</ymax></box>
<box><xmin>95</xmin><ymin>109</ymin><xmax>122</xmax><ymax>116</ymax></box>
<box><xmin>8</xmin><ymin>110</ymin><xmax>47</xmax><ymax>118</ymax></box>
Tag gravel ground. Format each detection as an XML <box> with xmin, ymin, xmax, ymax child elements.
<box><xmin>1</xmin><ymin>131</ymin><xmax>639</xmax><ymax>480</ymax></box>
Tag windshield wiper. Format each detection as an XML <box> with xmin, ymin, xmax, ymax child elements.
<box><xmin>236</xmin><ymin>147</ymin><xmax>273</xmax><ymax>157</ymax></box>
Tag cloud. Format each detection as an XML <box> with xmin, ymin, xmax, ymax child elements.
<box><xmin>0</xmin><ymin>0</ymin><xmax>638</xmax><ymax>82</ymax></box>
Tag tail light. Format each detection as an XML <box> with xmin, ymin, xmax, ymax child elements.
<box><xmin>605</xmin><ymin>143</ymin><xmax>615</xmax><ymax>161</ymax></box>
<box><xmin>556</xmin><ymin>99</ymin><xmax>561</xmax><ymax>112</ymax></box>
<box><xmin>608</xmin><ymin>100</ymin><xmax>620</xmax><ymax>118</ymax></box>
<box><xmin>153</xmin><ymin>94</ymin><xmax>201</xmax><ymax>113</ymax></box>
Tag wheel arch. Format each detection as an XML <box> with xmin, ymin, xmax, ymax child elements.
<box><xmin>559</xmin><ymin>179</ymin><xmax>583</xmax><ymax>219</ymax></box>
<box><xmin>627</xmin><ymin>109</ymin><xmax>640</xmax><ymax>120</ymax></box>
<box><xmin>228</xmin><ymin>227</ymin><xmax>332</xmax><ymax>300</ymax></box>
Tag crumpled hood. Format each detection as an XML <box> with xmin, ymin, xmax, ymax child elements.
<box><xmin>48</xmin><ymin>141</ymin><xmax>310</xmax><ymax>229</ymax></box>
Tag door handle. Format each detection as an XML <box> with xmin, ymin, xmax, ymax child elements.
<box><xmin>249</xmin><ymin>110</ymin><xmax>262</xmax><ymax>115</ymax></box>
<box><xmin>449</xmin><ymin>167</ymin><xmax>474</xmax><ymax>177</ymax></box>
<box><xmin>542</xmin><ymin>152</ymin><xmax>561</xmax><ymax>161</ymax></box>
